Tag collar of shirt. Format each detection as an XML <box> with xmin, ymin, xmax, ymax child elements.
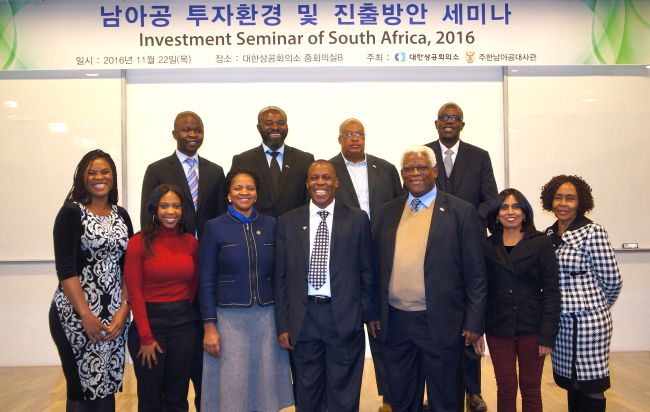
<box><xmin>342</xmin><ymin>152</ymin><xmax>367</xmax><ymax>166</ymax></box>
<box><xmin>407</xmin><ymin>186</ymin><xmax>437</xmax><ymax>209</ymax></box>
<box><xmin>262</xmin><ymin>142</ymin><xmax>285</xmax><ymax>167</ymax></box>
<box><xmin>439</xmin><ymin>139</ymin><xmax>460</xmax><ymax>165</ymax></box>
<box><xmin>309</xmin><ymin>199</ymin><xmax>336</xmax><ymax>217</ymax></box>
<box><xmin>176</xmin><ymin>150</ymin><xmax>200</xmax><ymax>178</ymax></box>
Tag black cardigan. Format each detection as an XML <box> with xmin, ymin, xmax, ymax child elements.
<box><xmin>483</xmin><ymin>230</ymin><xmax>561</xmax><ymax>348</ymax></box>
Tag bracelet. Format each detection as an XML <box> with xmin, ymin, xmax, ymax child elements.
<box><xmin>120</xmin><ymin>300</ymin><xmax>130</xmax><ymax>306</ymax></box>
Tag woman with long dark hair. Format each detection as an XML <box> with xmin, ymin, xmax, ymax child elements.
<box><xmin>540</xmin><ymin>175</ymin><xmax>622</xmax><ymax>412</ymax></box>
<box><xmin>125</xmin><ymin>184</ymin><xmax>199</xmax><ymax>411</ymax></box>
<box><xmin>475</xmin><ymin>188</ymin><xmax>560</xmax><ymax>412</ymax></box>
<box><xmin>50</xmin><ymin>149</ymin><xmax>133</xmax><ymax>412</ymax></box>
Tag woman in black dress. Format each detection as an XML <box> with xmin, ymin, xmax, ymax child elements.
<box><xmin>49</xmin><ymin>150</ymin><xmax>133</xmax><ymax>412</ymax></box>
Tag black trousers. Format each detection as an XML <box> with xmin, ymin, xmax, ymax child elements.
<box><xmin>464</xmin><ymin>343</ymin><xmax>482</xmax><ymax>394</ymax></box>
<box><xmin>292</xmin><ymin>300</ymin><xmax>365</xmax><ymax>412</ymax></box>
<box><xmin>128</xmin><ymin>301</ymin><xmax>197</xmax><ymax>412</ymax></box>
<box><xmin>368</xmin><ymin>329</ymin><xmax>390</xmax><ymax>396</ymax></box>
<box><xmin>383</xmin><ymin>306</ymin><xmax>464</xmax><ymax>412</ymax></box>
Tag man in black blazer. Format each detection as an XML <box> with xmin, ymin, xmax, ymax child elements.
<box><xmin>329</xmin><ymin>118</ymin><xmax>402</xmax><ymax>401</ymax></box>
<box><xmin>231</xmin><ymin>106</ymin><xmax>315</xmax><ymax>219</ymax></box>
<box><xmin>140</xmin><ymin>111</ymin><xmax>226</xmax><ymax>411</ymax></box>
<box><xmin>425</xmin><ymin>102</ymin><xmax>497</xmax><ymax>412</ymax></box>
<box><xmin>373</xmin><ymin>146</ymin><xmax>487</xmax><ymax>412</ymax></box>
<box><xmin>140</xmin><ymin>111</ymin><xmax>227</xmax><ymax>240</ymax></box>
<box><xmin>275</xmin><ymin>160</ymin><xmax>377</xmax><ymax>412</ymax></box>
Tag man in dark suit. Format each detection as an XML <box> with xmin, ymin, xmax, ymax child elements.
<box><xmin>275</xmin><ymin>160</ymin><xmax>377</xmax><ymax>412</ymax></box>
<box><xmin>231</xmin><ymin>106</ymin><xmax>315</xmax><ymax>219</ymax></box>
<box><xmin>373</xmin><ymin>145</ymin><xmax>487</xmax><ymax>412</ymax></box>
<box><xmin>425</xmin><ymin>102</ymin><xmax>497</xmax><ymax>412</ymax></box>
<box><xmin>329</xmin><ymin>118</ymin><xmax>402</xmax><ymax>401</ymax></box>
<box><xmin>141</xmin><ymin>111</ymin><xmax>227</xmax><ymax>239</ymax></box>
<box><xmin>140</xmin><ymin>111</ymin><xmax>226</xmax><ymax>411</ymax></box>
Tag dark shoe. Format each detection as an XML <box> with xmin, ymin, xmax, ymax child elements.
<box><xmin>582</xmin><ymin>396</ymin><xmax>606</xmax><ymax>412</ymax></box>
<box><xmin>423</xmin><ymin>399</ymin><xmax>428</xmax><ymax>411</ymax></box>
<box><xmin>466</xmin><ymin>394</ymin><xmax>487</xmax><ymax>412</ymax></box>
<box><xmin>567</xmin><ymin>390</ymin><xmax>583</xmax><ymax>412</ymax></box>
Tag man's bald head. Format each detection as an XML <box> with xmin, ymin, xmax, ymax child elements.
<box><xmin>174</xmin><ymin>111</ymin><xmax>203</xmax><ymax>129</ymax></box>
<box><xmin>437</xmin><ymin>102</ymin><xmax>464</xmax><ymax>119</ymax></box>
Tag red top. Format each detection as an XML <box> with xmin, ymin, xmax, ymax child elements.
<box><xmin>124</xmin><ymin>225</ymin><xmax>199</xmax><ymax>345</ymax></box>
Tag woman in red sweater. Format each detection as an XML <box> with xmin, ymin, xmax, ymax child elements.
<box><xmin>125</xmin><ymin>184</ymin><xmax>199</xmax><ymax>412</ymax></box>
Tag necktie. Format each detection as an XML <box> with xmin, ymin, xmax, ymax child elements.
<box><xmin>308</xmin><ymin>210</ymin><xmax>329</xmax><ymax>290</ymax></box>
<box><xmin>267</xmin><ymin>150</ymin><xmax>281</xmax><ymax>191</ymax></box>
<box><xmin>410</xmin><ymin>199</ymin><xmax>421</xmax><ymax>212</ymax></box>
<box><xmin>444</xmin><ymin>149</ymin><xmax>454</xmax><ymax>178</ymax></box>
<box><xmin>184</xmin><ymin>157</ymin><xmax>198</xmax><ymax>210</ymax></box>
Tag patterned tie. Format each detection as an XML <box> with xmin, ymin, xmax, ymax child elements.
<box><xmin>410</xmin><ymin>199</ymin><xmax>421</xmax><ymax>212</ymax></box>
<box><xmin>184</xmin><ymin>157</ymin><xmax>198</xmax><ymax>210</ymax></box>
<box><xmin>308</xmin><ymin>210</ymin><xmax>329</xmax><ymax>290</ymax></box>
<box><xmin>444</xmin><ymin>149</ymin><xmax>454</xmax><ymax>178</ymax></box>
<box><xmin>267</xmin><ymin>150</ymin><xmax>281</xmax><ymax>191</ymax></box>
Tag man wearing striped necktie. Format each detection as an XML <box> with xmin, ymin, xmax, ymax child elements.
<box><xmin>140</xmin><ymin>111</ymin><xmax>227</xmax><ymax>411</ymax></box>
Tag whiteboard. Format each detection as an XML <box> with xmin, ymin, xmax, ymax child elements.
<box><xmin>508</xmin><ymin>65</ymin><xmax>650</xmax><ymax>248</ymax></box>
<box><xmin>0</xmin><ymin>70</ymin><xmax>122</xmax><ymax>261</ymax></box>
<box><xmin>125</xmin><ymin>66</ymin><xmax>505</xmax><ymax>231</ymax></box>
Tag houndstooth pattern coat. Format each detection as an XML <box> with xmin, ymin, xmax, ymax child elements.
<box><xmin>545</xmin><ymin>216</ymin><xmax>622</xmax><ymax>383</ymax></box>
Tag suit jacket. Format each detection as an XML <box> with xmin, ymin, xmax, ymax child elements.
<box><xmin>141</xmin><ymin>152</ymin><xmax>226</xmax><ymax>241</ymax></box>
<box><xmin>426</xmin><ymin>140</ymin><xmax>498</xmax><ymax>230</ymax></box>
<box><xmin>274</xmin><ymin>202</ymin><xmax>375</xmax><ymax>345</ymax></box>
<box><xmin>231</xmin><ymin>144</ymin><xmax>315</xmax><ymax>219</ymax></box>
<box><xmin>373</xmin><ymin>191</ymin><xmax>487</xmax><ymax>348</ymax></box>
<box><xmin>484</xmin><ymin>230</ymin><xmax>560</xmax><ymax>348</ymax></box>
<box><xmin>329</xmin><ymin>153</ymin><xmax>404</xmax><ymax>223</ymax></box>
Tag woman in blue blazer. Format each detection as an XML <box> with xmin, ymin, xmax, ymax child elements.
<box><xmin>475</xmin><ymin>188</ymin><xmax>560</xmax><ymax>412</ymax></box>
<box><xmin>198</xmin><ymin>167</ymin><xmax>293</xmax><ymax>412</ymax></box>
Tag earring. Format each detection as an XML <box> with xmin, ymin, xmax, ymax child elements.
<box><xmin>523</xmin><ymin>217</ymin><xmax>526</xmax><ymax>221</ymax></box>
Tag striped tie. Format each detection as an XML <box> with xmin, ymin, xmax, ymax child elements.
<box><xmin>185</xmin><ymin>157</ymin><xmax>198</xmax><ymax>210</ymax></box>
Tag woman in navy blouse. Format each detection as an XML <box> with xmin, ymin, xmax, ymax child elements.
<box><xmin>198</xmin><ymin>167</ymin><xmax>293</xmax><ymax>412</ymax></box>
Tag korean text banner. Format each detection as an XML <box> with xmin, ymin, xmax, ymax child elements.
<box><xmin>1</xmin><ymin>0</ymin><xmax>649</xmax><ymax>70</ymax></box>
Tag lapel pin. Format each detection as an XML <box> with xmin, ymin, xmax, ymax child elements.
<box><xmin>256</xmin><ymin>230</ymin><xmax>261</xmax><ymax>235</ymax></box>
<box><xmin>440</xmin><ymin>207</ymin><xmax>445</xmax><ymax>212</ymax></box>
<box><xmin>302</xmin><ymin>226</ymin><xmax>308</xmax><ymax>230</ymax></box>
<box><xmin>372</xmin><ymin>165</ymin><xmax>377</xmax><ymax>168</ymax></box>
<box><xmin>285</xmin><ymin>164</ymin><xmax>290</xmax><ymax>168</ymax></box>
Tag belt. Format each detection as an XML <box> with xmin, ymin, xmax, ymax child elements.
<box><xmin>308</xmin><ymin>295</ymin><xmax>332</xmax><ymax>304</ymax></box>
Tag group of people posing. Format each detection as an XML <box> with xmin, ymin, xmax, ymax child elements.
<box><xmin>49</xmin><ymin>103</ymin><xmax>622</xmax><ymax>412</ymax></box>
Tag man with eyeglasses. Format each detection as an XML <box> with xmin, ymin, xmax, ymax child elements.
<box><xmin>372</xmin><ymin>145</ymin><xmax>487</xmax><ymax>412</ymax></box>
<box><xmin>425</xmin><ymin>102</ymin><xmax>497</xmax><ymax>412</ymax></box>
<box><xmin>328</xmin><ymin>118</ymin><xmax>404</xmax><ymax>403</ymax></box>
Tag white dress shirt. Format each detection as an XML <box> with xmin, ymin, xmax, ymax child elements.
<box><xmin>176</xmin><ymin>150</ymin><xmax>200</xmax><ymax>179</ymax></box>
<box><xmin>342</xmin><ymin>152</ymin><xmax>370</xmax><ymax>219</ymax></box>
<box><xmin>439</xmin><ymin>139</ymin><xmax>460</xmax><ymax>166</ymax></box>
<box><xmin>262</xmin><ymin>142</ymin><xmax>285</xmax><ymax>168</ymax></box>
<box><xmin>307</xmin><ymin>199</ymin><xmax>335</xmax><ymax>297</ymax></box>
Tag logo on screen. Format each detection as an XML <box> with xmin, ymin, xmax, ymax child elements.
<box><xmin>466</xmin><ymin>51</ymin><xmax>475</xmax><ymax>64</ymax></box>
<box><xmin>395</xmin><ymin>53</ymin><xmax>406</xmax><ymax>62</ymax></box>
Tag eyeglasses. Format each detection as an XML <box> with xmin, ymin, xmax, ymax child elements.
<box><xmin>437</xmin><ymin>114</ymin><xmax>463</xmax><ymax>122</ymax></box>
<box><xmin>402</xmin><ymin>165</ymin><xmax>432</xmax><ymax>174</ymax></box>
<box><xmin>340</xmin><ymin>132</ymin><xmax>366</xmax><ymax>138</ymax></box>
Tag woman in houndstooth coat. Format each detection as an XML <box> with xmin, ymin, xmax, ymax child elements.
<box><xmin>540</xmin><ymin>175</ymin><xmax>622</xmax><ymax>412</ymax></box>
